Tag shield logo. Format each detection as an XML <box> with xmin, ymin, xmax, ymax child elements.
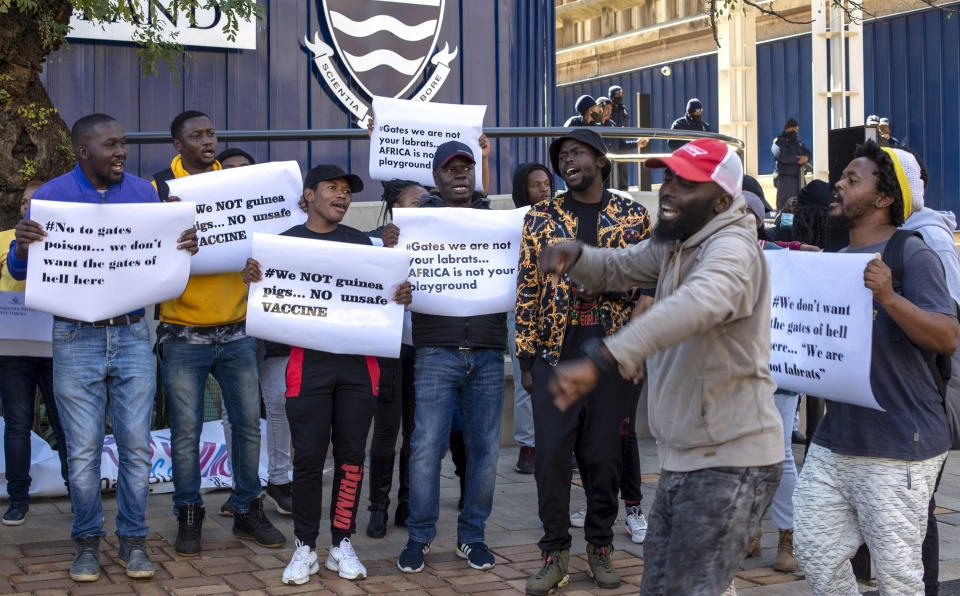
<box><xmin>321</xmin><ymin>0</ymin><xmax>445</xmax><ymax>99</ymax></box>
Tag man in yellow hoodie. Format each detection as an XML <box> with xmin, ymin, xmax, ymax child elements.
<box><xmin>153</xmin><ymin>110</ymin><xmax>285</xmax><ymax>556</ymax></box>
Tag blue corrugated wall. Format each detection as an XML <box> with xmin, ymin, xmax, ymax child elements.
<box><xmin>863</xmin><ymin>5</ymin><xmax>960</xmax><ymax>216</ymax></box>
<box><xmin>555</xmin><ymin>4</ymin><xmax>959</xmax><ymax>216</ymax></box>
<box><xmin>39</xmin><ymin>0</ymin><xmax>556</xmax><ymax>200</ymax></box>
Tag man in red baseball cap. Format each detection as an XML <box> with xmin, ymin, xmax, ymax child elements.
<box><xmin>537</xmin><ymin>137</ymin><xmax>784</xmax><ymax>594</ymax></box>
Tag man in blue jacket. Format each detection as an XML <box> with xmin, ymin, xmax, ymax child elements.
<box><xmin>7</xmin><ymin>113</ymin><xmax>197</xmax><ymax>583</ymax></box>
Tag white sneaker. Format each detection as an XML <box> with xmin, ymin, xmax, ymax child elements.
<box><xmin>326</xmin><ymin>537</ymin><xmax>367</xmax><ymax>580</ymax></box>
<box><xmin>624</xmin><ymin>507</ymin><xmax>647</xmax><ymax>544</ymax></box>
<box><xmin>570</xmin><ymin>509</ymin><xmax>586</xmax><ymax>528</ymax></box>
<box><xmin>282</xmin><ymin>540</ymin><xmax>319</xmax><ymax>585</ymax></box>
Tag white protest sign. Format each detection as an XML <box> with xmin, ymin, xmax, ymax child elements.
<box><xmin>245</xmin><ymin>233</ymin><xmax>410</xmax><ymax>358</ymax></box>
<box><xmin>165</xmin><ymin>161</ymin><xmax>306</xmax><ymax>274</ymax></box>
<box><xmin>393</xmin><ymin>207</ymin><xmax>528</xmax><ymax>316</ymax></box>
<box><xmin>0</xmin><ymin>291</ymin><xmax>52</xmax><ymax>357</ymax></box>
<box><xmin>0</xmin><ymin>291</ymin><xmax>52</xmax><ymax>341</ymax></box>
<box><xmin>764</xmin><ymin>250</ymin><xmax>881</xmax><ymax>410</ymax></box>
<box><xmin>25</xmin><ymin>200</ymin><xmax>195</xmax><ymax>322</ymax></box>
<box><xmin>370</xmin><ymin>96</ymin><xmax>486</xmax><ymax>190</ymax></box>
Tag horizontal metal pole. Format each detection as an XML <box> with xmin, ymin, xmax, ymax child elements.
<box><xmin>125</xmin><ymin>127</ymin><xmax>744</xmax><ymax>150</ymax></box>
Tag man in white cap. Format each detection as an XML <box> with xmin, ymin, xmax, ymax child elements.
<box><xmin>538</xmin><ymin>138</ymin><xmax>783</xmax><ymax>594</ymax></box>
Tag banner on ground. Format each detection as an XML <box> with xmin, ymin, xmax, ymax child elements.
<box><xmin>25</xmin><ymin>200</ymin><xmax>194</xmax><ymax>322</ymax></box>
<box><xmin>764</xmin><ymin>250</ymin><xmax>880</xmax><ymax>410</ymax></box>
<box><xmin>0</xmin><ymin>419</ymin><xmax>274</xmax><ymax>500</ymax></box>
<box><xmin>393</xmin><ymin>207</ymin><xmax>528</xmax><ymax>316</ymax></box>
<box><xmin>245</xmin><ymin>233</ymin><xmax>410</xmax><ymax>358</ymax></box>
<box><xmin>165</xmin><ymin>161</ymin><xmax>306</xmax><ymax>274</ymax></box>
<box><xmin>369</xmin><ymin>96</ymin><xmax>485</xmax><ymax>190</ymax></box>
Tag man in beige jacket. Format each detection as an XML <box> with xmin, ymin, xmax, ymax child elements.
<box><xmin>541</xmin><ymin>138</ymin><xmax>783</xmax><ymax>595</ymax></box>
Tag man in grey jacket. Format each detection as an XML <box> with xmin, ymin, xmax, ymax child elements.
<box><xmin>540</xmin><ymin>138</ymin><xmax>784</xmax><ymax>595</ymax></box>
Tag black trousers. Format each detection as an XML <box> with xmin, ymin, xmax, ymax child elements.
<box><xmin>531</xmin><ymin>357</ymin><xmax>632</xmax><ymax>551</ymax></box>
<box><xmin>368</xmin><ymin>346</ymin><xmax>416</xmax><ymax>509</ymax></box>
<box><xmin>285</xmin><ymin>350</ymin><xmax>378</xmax><ymax>548</ymax></box>
<box><xmin>619</xmin><ymin>385</ymin><xmax>644</xmax><ymax>503</ymax></box>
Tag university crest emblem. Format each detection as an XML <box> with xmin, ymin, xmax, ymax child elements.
<box><xmin>305</xmin><ymin>0</ymin><xmax>459</xmax><ymax>127</ymax></box>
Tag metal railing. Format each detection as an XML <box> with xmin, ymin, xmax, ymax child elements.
<box><xmin>125</xmin><ymin>126</ymin><xmax>744</xmax><ymax>193</ymax></box>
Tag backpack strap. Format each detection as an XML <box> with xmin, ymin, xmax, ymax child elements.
<box><xmin>882</xmin><ymin>229</ymin><xmax>950</xmax><ymax>398</ymax></box>
<box><xmin>152</xmin><ymin>168</ymin><xmax>176</xmax><ymax>202</ymax></box>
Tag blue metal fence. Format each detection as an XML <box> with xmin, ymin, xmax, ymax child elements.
<box><xmin>39</xmin><ymin>1</ymin><xmax>556</xmax><ymax>200</ymax></box>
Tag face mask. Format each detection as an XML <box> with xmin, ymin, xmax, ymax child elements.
<box><xmin>690</xmin><ymin>113</ymin><xmax>701</xmax><ymax>122</ymax></box>
<box><xmin>786</xmin><ymin>130</ymin><xmax>798</xmax><ymax>140</ymax></box>
<box><xmin>613</xmin><ymin>96</ymin><xmax>622</xmax><ymax>105</ymax></box>
<box><xmin>780</xmin><ymin>213</ymin><xmax>794</xmax><ymax>226</ymax></box>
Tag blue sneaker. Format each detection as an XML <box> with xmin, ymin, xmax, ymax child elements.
<box><xmin>397</xmin><ymin>540</ymin><xmax>430</xmax><ymax>573</ymax></box>
<box><xmin>2</xmin><ymin>501</ymin><xmax>28</xmax><ymax>526</ymax></box>
<box><xmin>457</xmin><ymin>541</ymin><xmax>495</xmax><ymax>570</ymax></box>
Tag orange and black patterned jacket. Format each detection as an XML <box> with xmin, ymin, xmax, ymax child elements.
<box><xmin>515</xmin><ymin>190</ymin><xmax>651</xmax><ymax>370</ymax></box>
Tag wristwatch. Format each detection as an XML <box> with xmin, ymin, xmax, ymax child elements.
<box><xmin>582</xmin><ymin>337</ymin><xmax>617</xmax><ymax>375</ymax></box>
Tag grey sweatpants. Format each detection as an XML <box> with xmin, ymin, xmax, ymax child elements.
<box><xmin>794</xmin><ymin>443</ymin><xmax>946</xmax><ymax>595</ymax></box>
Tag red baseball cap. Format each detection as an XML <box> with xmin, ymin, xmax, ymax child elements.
<box><xmin>645</xmin><ymin>138</ymin><xmax>743</xmax><ymax>197</ymax></box>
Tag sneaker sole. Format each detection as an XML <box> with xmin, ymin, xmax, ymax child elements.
<box><xmin>234</xmin><ymin>533</ymin><xmax>285</xmax><ymax>548</ymax></box>
<box><xmin>456</xmin><ymin>548</ymin><xmax>495</xmax><ymax>570</ymax></box>
<box><xmin>283</xmin><ymin>561</ymin><xmax>319</xmax><ymax>585</ymax></box>
<box><xmin>1</xmin><ymin>516</ymin><xmax>26</xmax><ymax>526</ymax></box>
<box><xmin>625</xmin><ymin>526</ymin><xmax>646</xmax><ymax>544</ymax></box>
<box><xmin>325</xmin><ymin>559</ymin><xmax>367</xmax><ymax>580</ymax></box>
<box><xmin>526</xmin><ymin>574</ymin><xmax>569</xmax><ymax>595</ymax></box>
<box><xmin>175</xmin><ymin>546</ymin><xmax>202</xmax><ymax>557</ymax></box>
<box><xmin>584</xmin><ymin>567</ymin><xmax>620</xmax><ymax>589</ymax></box>
<box><xmin>265</xmin><ymin>493</ymin><xmax>292</xmax><ymax>516</ymax></box>
<box><xmin>117</xmin><ymin>558</ymin><xmax>156</xmax><ymax>579</ymax></box>
<box><xmin>69</xmin><ymin>571</ymin><xmax>100</xmax><ymax>582</ymax></box>
<box><xmin>218</xmin><ymin>509</ymin><xmax>234</xmax><ymax>518</ymax></box>
<box><xmin>514</xmin><ymin>464</ymin><xmax>535</xmax><ymax>474</ymax></box>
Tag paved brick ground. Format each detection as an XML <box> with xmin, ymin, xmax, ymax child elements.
<box><xmin>3</xmin><ymin>440</ymin><xmax>960</xmax><ymax>594</ymax></box>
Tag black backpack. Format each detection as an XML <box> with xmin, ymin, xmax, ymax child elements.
<box><xmin>883</xmin><ymin>229</ymin><xmax>960</xmax><ymax>448</ymax></box>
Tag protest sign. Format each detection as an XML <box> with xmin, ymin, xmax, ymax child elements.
<box><xmin>245</xmin><ymin>233</ymin><xmax>410</xmax><ymax>358</ymax></box>
<box><xmin>370</xmin><ymin>96</ymin><xmax>486</xmax><ymax>190</ymax></box>
<box><xmin>25</xmin><ymin>200</ymin><xmax>195</xmax><ymax>322</ymax></box>
<box><xmin>0</xmin><ymin>291</ymin><xmax>52</xmax><ymax>357</ymax></box>
<box><xmin>165</xmin><ymin>161</ymin><xmax>306</xmax><ymax>274</ymax></box>
<box><xmin>0</xmin><ymin>419</ymin><xmax>275</xmax><ymax>499</ymax></box>
<box><xmin>393</xmin><ymin>207</ymin><xmax>528</xmax><ymax>316</ymax></box>
<box><xmin>764</xmin><ymin>250</ymin><xmax>881</xmax><ymax>410</ymax></box>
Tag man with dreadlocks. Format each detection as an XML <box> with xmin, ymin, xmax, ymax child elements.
<box><xmin>793</xmin><ymin>140</ymin><xmax>958</xmax><ymax>595</ymax></box>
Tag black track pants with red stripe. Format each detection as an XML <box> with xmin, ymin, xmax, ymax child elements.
<box><xmin>285</xmin><ymin>348</ymin><xmax>379</xmax><ymax>548</ymax></box>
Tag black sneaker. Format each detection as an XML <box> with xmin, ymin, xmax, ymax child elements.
<box><xmin>70</xmin><ymin>536</ymin><xmax>101</xmax><ymax>582</ymax></box>
<box><xmin>233</xmin><ymin>495</ymin><xmax>285</xmax><ymax>548</ymax></box>
<box><xmin>218</xmin><ymin>492</ymin><xmax>236</xmax><ymax>517</ymax></box>
<box><xmin>265</xmin><ymin>482</ymin><xmax>293</xmax><ymax>515</ymax></box>
<box><xmin>175</xmin><ymin>503</ymin><xmax>205</xmax><ymax>557</ymax></box>
<box><xmin>117</xmin><ymin>535</ymin><xmax>155</xmax><ymax>579</ymax></box>
<box><xmin>397</xmin><ymin>540</ymin><xmax>430</xmax><ymax>573</ymax></box>
<box><xmin>515</xmin><ymin>446</ymin><xmax>535</xmax><ymax>474</ymax></box>
<box><xmin>367</xmin><ymin>508</ymin><xmax>388</xmax><ymax>539</ymax></box>
<box><xmin>457</xmin><ymin>541</ymin><xmax>495</xmax><ymax>570</ymax></box>
<box><xmin>2</xmin><ymin>500</ymin><xmax>28</xmax><ymax>526</ymax></box>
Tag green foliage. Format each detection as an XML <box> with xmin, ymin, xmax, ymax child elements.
<box><xmin>58</xmin><ymin>128</ymin><xmax>75</xmax><ymax>161</ymax></box>
<box><xmin>17</xmin><ymin>102</ymin><xmax>57</xmax><ymax>129</ymax></box>
<box><xmin>18</xmin><ymin>157</ymin><xmax>36</xmax><ymax>182</ymax></box>
<box><xmin>0</xmin><ymin>73</ymin><xmax>12</xmax><ymax>105</ymax></box>
<box><xmin>1</xmin><ymin>0</ymin><xmax>263</xmax><ymax>75</ymax></box>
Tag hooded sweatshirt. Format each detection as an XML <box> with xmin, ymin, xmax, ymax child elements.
<box><xmin>902</xmin><ymin>207</ymin><xmax>960</xmax><ymax>306</ymax></box>
<box><xmin>568</xmin><ymin>195</ymin><xmax>783</xmax><ymax>472</ymax></box>
<box><xmin>511</xmin><ymin>163</ymin><xmax>554</xmax><ymax>209</ymax></box>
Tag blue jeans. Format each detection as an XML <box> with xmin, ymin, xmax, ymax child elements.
<box><xmin>52</xmin><ymin>320</ymin><xmax>155</xmax><ymax>539</ymax></box>
<box><xmin>771</xmin><ymin>392</ymin><xmax>799</xmax><ymax>530</ymax></box>
<box><xmin>0</xmin><ymin>356</ymin><xmax>69</xmax><ymax>501</ymax></box>
<box><xmin>407</xmin><ymin>347</ymin><xmax>504</xmax><ymax>545</ymax></box>
<box><xmin>507</xmin><ymin>312</ymin><xmax>534</xmax><ymax>447</ymax></box>
<box><xmin>160</xmin><ymin>336</ymin><xmax>261</xmax><ymax>513</ymax></box>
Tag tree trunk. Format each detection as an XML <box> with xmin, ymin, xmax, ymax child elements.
<box><xmin>0</xmin><ymin>1</ymin><xmax>74</xmax><ymax>230</ymax></box>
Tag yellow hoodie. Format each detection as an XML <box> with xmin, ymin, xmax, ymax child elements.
<box><xmin>153</xmin><ymin>155</ymin><xmax>248</xmax><ymax>326</ymax></box>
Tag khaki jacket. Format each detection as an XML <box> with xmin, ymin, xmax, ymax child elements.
<box><xmin>569</xmin><ymin>196</ymin><xmax>783</xmax><ymax>472</ymax></box>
